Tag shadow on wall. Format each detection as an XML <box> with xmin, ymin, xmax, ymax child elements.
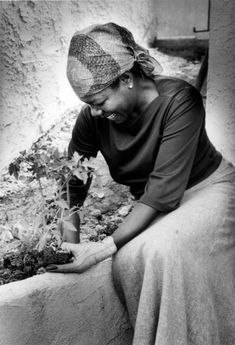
<box><xmin>149</xmin><ymin>37</ymin><xmax>208</xmax><ymax>61</ymax></box>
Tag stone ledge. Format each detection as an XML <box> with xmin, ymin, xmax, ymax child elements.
<box><xmin>0</xmin><ymin>259</ymin><xmax>133</xmax><ymax>345</ymax></box>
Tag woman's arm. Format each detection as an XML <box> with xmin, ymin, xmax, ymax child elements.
<box><xmin>112</xmin><ymin>202</ymin><xmax>159</xmax><ymax>249</ymax></box>
<box><xmin>46</xmin><ymin>202</ymin><xmax>159</xmax><ymax>273</ymax></box>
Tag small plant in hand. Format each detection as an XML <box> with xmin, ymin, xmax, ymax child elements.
<box><xmin>0</xmin><ymin>137</ymin><xmax>96</xmax><ymax>285</ymax></box>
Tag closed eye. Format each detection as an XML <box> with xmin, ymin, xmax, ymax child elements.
<box><xmin>94</xmin><ymin>101</ymin><xmax>105</xmax><ymax>107</ymax></box>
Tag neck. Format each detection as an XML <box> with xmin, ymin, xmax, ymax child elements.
<box><xmin>135</xmin><ymin>77</ymin><xmax>159</xmax><ymax>114</ymax></box>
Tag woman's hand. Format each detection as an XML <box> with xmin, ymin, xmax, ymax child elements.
<box><xmin>46</xmin><ymin>236</ymin><xmax>117</xmax><ymax>273</ymax></box>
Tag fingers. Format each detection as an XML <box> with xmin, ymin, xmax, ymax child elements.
<box><xmin>61</xmin><ymin>242</ymin><xmax>80</xmax><ymax>252</ymax></box>
<box><xmin>46</xmin><ymin>264</ymin><xmax>59</xmax><ymax>272</ymax></box>
<box><xmin>46</xmin><ymin>262</ymin><xmax>87</xmax><ymax>273</ymax></box>
<box><xmin>45</xmin><ymin>239</ymin><xmax>116</xmax><ymax>274</ymax></box>
<box><xmin>60</xmin><ymin>242</ymin><xmax>89</xmax><ymax>258</ymax></box>
<box><xmin>61</xmin><ymin>241</ymin><xmax>98</xmax><ymax>258</ymax></box>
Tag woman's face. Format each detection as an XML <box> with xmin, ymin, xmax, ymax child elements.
<box><xmin>80</xmin><ymin>76</ymin><xmax>137</xmax><ymax>124</ymax></box>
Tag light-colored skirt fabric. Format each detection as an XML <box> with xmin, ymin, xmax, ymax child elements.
<box><xmin>112</xmin><ymin>158</ymin><xmax>235</xmax><ymax>345</ymax></box>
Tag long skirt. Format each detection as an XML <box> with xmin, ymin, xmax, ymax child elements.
<box><xmin>112</xmin><ymin>158</ymin><xmax>235</xmax><ymax>345</ymax></box>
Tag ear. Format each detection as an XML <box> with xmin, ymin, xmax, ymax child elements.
<box><xmin>120</xmin><ymin>72</ymin><xmax>134</xmax><ymax>89</ymax></box>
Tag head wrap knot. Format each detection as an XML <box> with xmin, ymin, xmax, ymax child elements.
<box><xmin>67</xmin><ymin>22</ymin><xmax>162</xmax><ymax>98</ymax></box>
<box><xmin>134</xmin><ymin>50</ymin><xmax>162</xmax><ymax>77</ymax></box>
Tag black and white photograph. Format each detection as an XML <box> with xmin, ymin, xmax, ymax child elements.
<box><xmin>0</xmin><ymin>1</ymin><xmax>234</xmax><ymax>344</ymax></box>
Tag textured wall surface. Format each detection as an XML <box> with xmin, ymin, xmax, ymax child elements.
<box><xmin>206</xmin><ymin>0</ymin><xmax>235</xmax><ymax>163</ymax></box>
<box><xmin>0</xmin><ymin>0</ymin><xmax>159</xmax><ymax>169</ymax></box>
<box><xmin>153</xmin><ymin>0</ymin><xmax>208</xmax><ymax>39</ymax></box>
<box><xmin>0</xmin><ymin>260</ymin><xmax>133</xmax><ymax>345</ymax></box>
<box><xmin>0</xmin><ymin>0</ymin><xmax>210</xmax><ymax>170</ymax></box>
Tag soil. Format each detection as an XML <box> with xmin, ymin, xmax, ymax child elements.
<box><xmin>0</xmin><ymin>48</ymin><xmax>206</xmax><ymax>285</ymax></box>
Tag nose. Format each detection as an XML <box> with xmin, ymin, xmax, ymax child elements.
<box><xmin>90</xmin><ymin>105</ymin><xmax>103</xmax><ymax>117</ymax></box>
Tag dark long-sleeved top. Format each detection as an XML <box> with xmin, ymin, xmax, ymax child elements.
<box><xmin>68</xmin><ymin>77</ymin><xmax>222</xmax><ymax>212</ymax></box>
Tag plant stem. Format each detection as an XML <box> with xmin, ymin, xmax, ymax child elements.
<box><xmin>66</xmin><ymin>179</ymin><xmax>70</xmax><ymax>209</ymax></box>
<box><xmin>38</xmin><ymin>177</ymin><xmax>46</xmax><ymax>232</ymax></box>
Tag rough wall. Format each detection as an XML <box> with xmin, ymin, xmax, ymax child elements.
<box><xmin>206</xmin><ymin>0</ymin><xmax>235</xmax><ymax>163</ymax></box>
<box><xmin>0</xmin><ymin>260</ymin><xmax>133</xmax><ymax>345</ymax></box>
<box><xmin>0</xmin><ymin>0</ymin><xmax>212</xmax><ymax>170</ymax></box>
<box><xmin>0</xmin><ymin>0</ymin><xmax>158</xmax><ymax>170</ymax></box>
<box><xmin>153</xmin><ymin>0</ymin><xmax>209</xmax><ymax>39</ymax></box>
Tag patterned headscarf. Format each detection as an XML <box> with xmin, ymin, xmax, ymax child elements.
<box><xmin>67</xmin><ymin>22</ymin><xmax>163</xmax><ymax>98</ymax></box>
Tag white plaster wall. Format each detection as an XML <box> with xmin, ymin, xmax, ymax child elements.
<box><xmin>153</xmin><ymin>0</ymin><xmax>209</xmax><ymax>39</ymax></box>
<box><xmin>0</xmin><ymin>0</ymin><xmax>210</xmax><ymax>170</ymax></box>
<box><xmin>0</xmin><ymin>260</ymin><xmax>133</xmax><ymax>345</ymax></box>
<box><xmin>0</xmin><ymin>0</ymin><xmax>158</xmax><ymax>170</ymax></box>
<box><xmin>206</xmin><ymin>0</ymin><xmax>235</xmax><ymax>164</ymax></box>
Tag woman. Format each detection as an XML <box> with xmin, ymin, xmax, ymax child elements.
<box><xmin>46</xmin><ymin>23</ymin><xmax>235</xmax><ymax>345</ymax></box>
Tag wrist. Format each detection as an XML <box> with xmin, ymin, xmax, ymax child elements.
<box><xmin>102</xmin><ymin>236</ymin><xmax>117</xmax><ymax>254</ymax></box>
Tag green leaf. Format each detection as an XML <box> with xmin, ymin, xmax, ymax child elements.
<box><xmin>72</xmin><ymin>152</ymin><xmax>82</xmax><ymax>165</ymax></box>
<box><xmin>82</xmin><ymin>158</ymin><xmax>96</xmax><ymax>171</ymax></box>
<box><xmin>36</xmin><ymin>232</ymin><xmax>49</xmax><ymax>252</ymax></box>
<box><xmin>73</xmin><ymin>168</ymin><xmax>84</xmax><ymax>181</ymax></box>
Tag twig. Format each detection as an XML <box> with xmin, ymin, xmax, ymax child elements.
<box><xmin>38</xmin><ymin>177</ymin><xmax>47</xmax><ymax>233</ymax></box>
